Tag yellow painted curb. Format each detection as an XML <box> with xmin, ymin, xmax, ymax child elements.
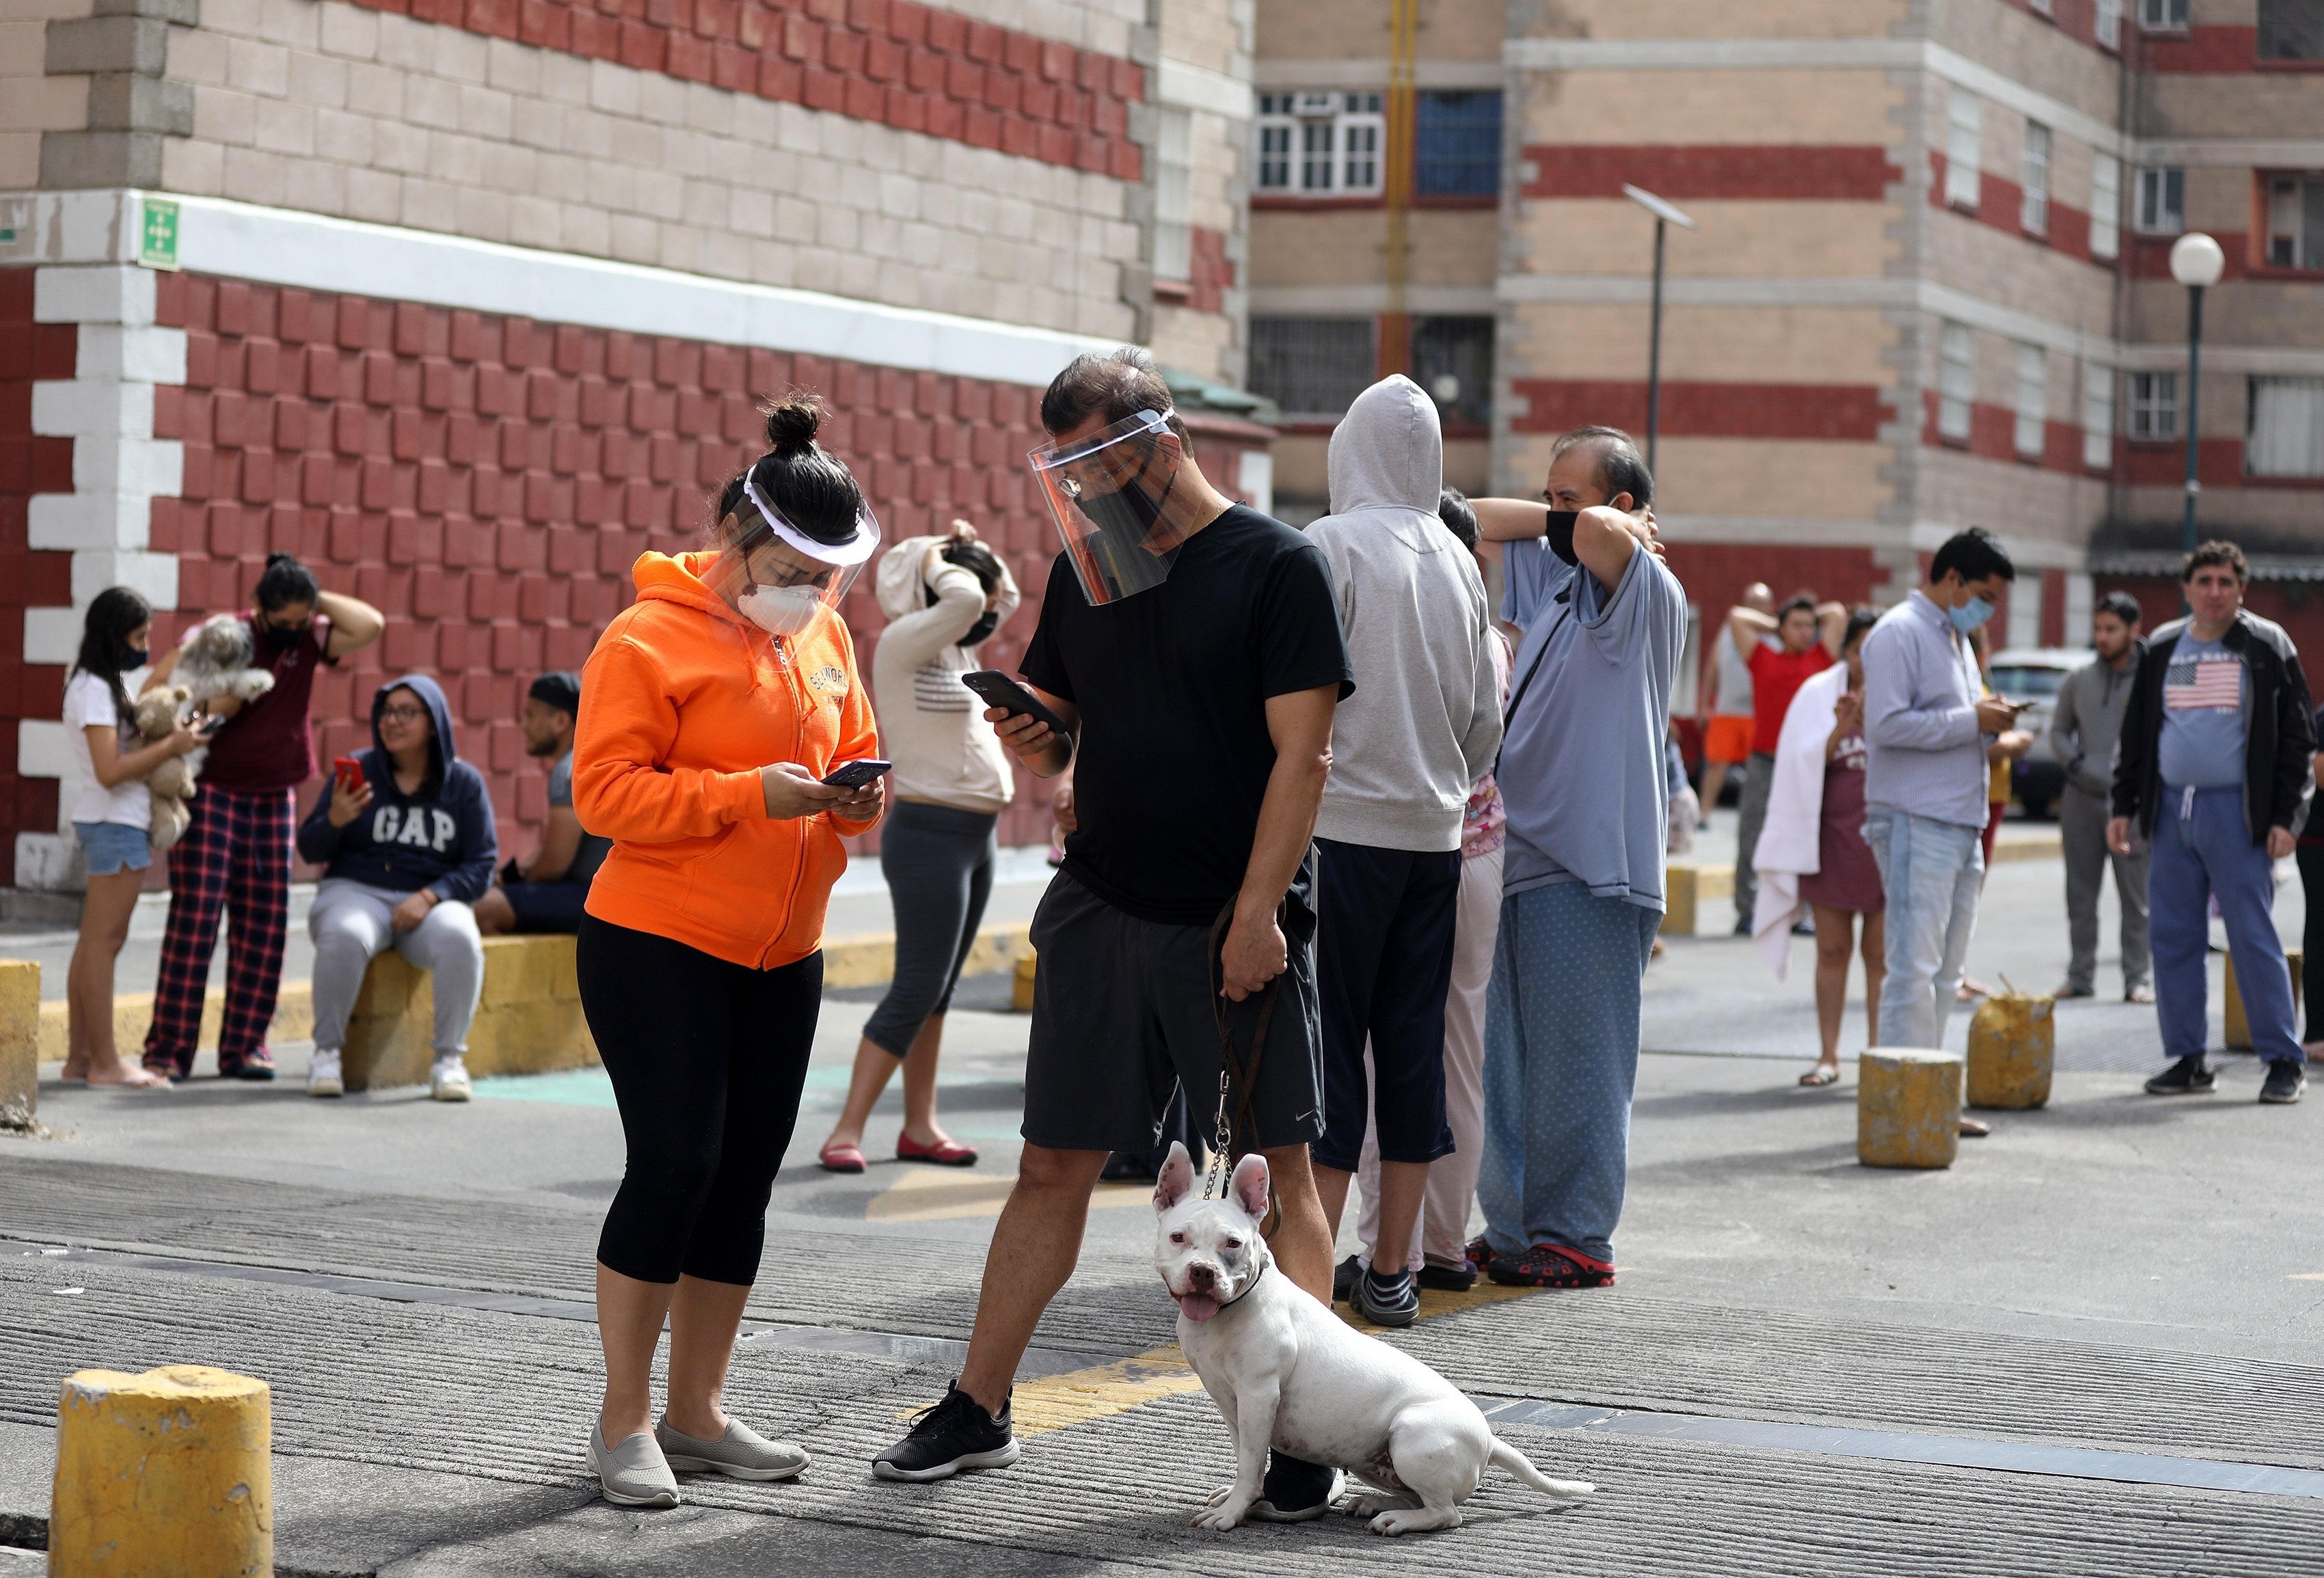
<box><xmin>36</xmin><ymin>985</ymin><xmax>314</xmax><ymax>1067</ymax></box>
<box><xmin>345</xmin><ymin>934</ymin><xmax>597</xmax><ymax>1091</ymax></box>
<box><xmin>51</xmin><ymin>1364</ymin><xmax>272</xmax><ymax>1578</ymax></box>
<box><xmin>822</xmin><ymin>921</ymin><xmax>1031</xmax><ymax>991</ymax></box>
<box><xmin>1667</xmin><ymin>831</ymin><xmax>2062</xmax><ymax>937</ymax></box>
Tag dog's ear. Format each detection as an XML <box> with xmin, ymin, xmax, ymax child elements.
<box><xmin>1153</xmin><ymin>1142</ymin><xmax>1196</xmax><ymax>1214</ymax></box>
<box><xmin>1229</xmin><ymin>1153</ymin><xmax>1271</xmax><ymax>1223</ymax></box>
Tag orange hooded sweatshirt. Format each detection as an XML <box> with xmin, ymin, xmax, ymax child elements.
<box><xmin>576</xmin><ymin>551</ymin><xmax>880</xmax><ymax>970</ymax></box>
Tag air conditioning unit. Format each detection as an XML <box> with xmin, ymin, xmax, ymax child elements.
<box><xmin>1295</xmin><ymin>92</ymin><xmax>1339</xmax><ymax>117</ymax></box>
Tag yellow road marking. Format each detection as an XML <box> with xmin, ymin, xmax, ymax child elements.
<box><xmin>2292</xmin><ymin>1273</ymin><xmax>2324</xmax><ymax>1281</ymax></box>
<box><xmin>864</xmin><ymin>1168</ymin><xmax>1153</xmax><ymax>1223</ymax></box>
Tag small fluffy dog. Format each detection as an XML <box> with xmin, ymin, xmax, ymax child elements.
<box><xmin>171</xmin><ymin>614</ymin><xmax>275</xmax><ymax>778</ymax></box>
<box><xmin>1154</xmin><ymin>1143</ymin><xmax>1593</xmax><ymax>1536</ymax></box>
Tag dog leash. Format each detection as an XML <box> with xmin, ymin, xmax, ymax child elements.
<box><xmin>1202</xmin><ymin>899</ymin><xmax>1280</xmax><ymax>1229</ymax></box>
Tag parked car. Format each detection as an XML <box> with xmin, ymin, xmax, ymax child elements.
<box><xmin>1988</xmin><ymin>647</ymin><xmax>2088</xmax><ymax>819</ymax></box>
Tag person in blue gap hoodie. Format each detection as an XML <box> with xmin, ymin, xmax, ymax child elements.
<box><xmin>297</xmin><ymin>674</ymin><xmax>498</xmax><ymax>1102</ymax></box>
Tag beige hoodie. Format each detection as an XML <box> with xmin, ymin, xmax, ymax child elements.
<box><xmin>871</xmin><ymin>535</ymin><xmax>1021</xmax><ymax>815</ymax></box>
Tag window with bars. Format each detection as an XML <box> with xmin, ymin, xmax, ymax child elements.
<box><xmin>1945</xmin><ymin>89</ymin><xmax>1982</xmax><ymax>208</ymax></box>
<box><xmin>1412</xmin><ymin>316</ymin><xmax>1495</xmax><ymax>426</ymax></box>
<box><xmin>2248</xmin><ymin>377</ymin><xmax>2324</xmax><ymax>476</ymax></box>
<box><xmin>2021</xmin><ymin>123</ymin><xmax>2051</xmax><ymax>234</ymax></box>
<box><xmin>1254</xmin><ymin>93</ymin><xmax>1387</xmax><ymax>197</ymax></box>
<box><xmin>1939</xmin><ymin>321</ymin><xmax>1975</xmax><ymax>441</ymax></box>
<box><xmin>1153</xmin><ymin>108</ymin><xmax>1193</xmax><ymax>282</ymax></box>
<box><xmin>2129</xmin><ymin>372</ymin><xmax>2178</xmax><ymax>441</ymax></box>
<box><xmin>1415</xmin><ymin>92</ymin><xmax>1502</xmax><ymax>197</ymax></box>
<box><xmin>2264</xmin><ymin>174</ymin><xmax>2324</xmax><ymax>269</ymax></box>
<box><xmin>1247</xmin><ymin>317</ymin><xmax>1378</xmax><ymax>418</ymax></box>
<box><xmin>2096</xmin><ymin>0</ymin><xmax>2123</xmax><ymax>47</ymax></box>
<box><xmin>2091</xmin><ymin>154</ymin><xmax>2122</xmax><ymax>259</ymax></box>
<box><xmin>2083</xmin><ymin>367</ymin><xmax>2116</xmax><ymax>470</ymax></box>
<box><xmin>2015</xmin><ymin>344</ymin><xmax>2049</xmax><ymax>459</ymax></box>
<box><xmin>2259</xmin><ymin>0</ymin><xmax>2324</xmax><ymax>59</ymax></box>
<box><xmin>2134</xmin><ymin>167</ymin><xmax>2184</xmax><ymax>234</ymax></box>
<box><xmin>2139</xmin><ymin>0</ymin><xmax>2188</xmax><ymax>28</ymax></box>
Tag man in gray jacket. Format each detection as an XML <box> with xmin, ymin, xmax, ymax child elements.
<box><xmin>2050</xmin><ymin>590</ymin><xmax>2150</xmax><ymax>1002</ymax></box>
<box><xmin>1305</xmin><ymin>375</ymin><xmax>1502</xmax><ymax>1328</ymax></box>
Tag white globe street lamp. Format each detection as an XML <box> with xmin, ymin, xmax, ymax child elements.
<box><xmin>2167</xmin><ymin>232</ymin><xmax>2226</xmax><ymax>557</ymax></box>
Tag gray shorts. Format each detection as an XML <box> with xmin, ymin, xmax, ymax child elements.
<box><xmin>1021</xmin><ymin>869</ymin><xmax>1325</xmax><ymax>1156</ymax></box>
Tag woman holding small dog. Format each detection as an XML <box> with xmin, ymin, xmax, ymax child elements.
<box><xmin>573</xmin><ymin>395</ymin><xmax>884</xmax><ymax>1508</ymax></box>
<box><xmin>60</xmin><ymin>588</ymin><xmax>199</xmax><ymax>1089</ymax></box>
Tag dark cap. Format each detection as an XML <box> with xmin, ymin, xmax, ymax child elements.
<box><xmin>527</xmin><ymin>670</ymin><xmax>582</xmax><ymax>717</ymax></box>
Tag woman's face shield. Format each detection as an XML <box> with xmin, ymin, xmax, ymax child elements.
<box><xmin>707</xmin><ymin>477</ymin><xmax>880</xmax><ymax>638</ymax></box>
<box><xmin>1027</xmin><ymin>409</ymin><xmax>1190</xmax><ymax>606</ymax></box>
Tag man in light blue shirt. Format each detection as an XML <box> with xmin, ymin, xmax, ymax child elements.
<box><xmin>1472</xmin><ymin>427</ymin><xmax>1685</xmax><ymax>1288</ymax></box>
<box><xmin>1859</xmin><ymin>530</ymin><xmax>2022</xmax><ymax>1079</ymax></box>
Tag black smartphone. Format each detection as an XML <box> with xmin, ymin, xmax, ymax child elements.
<box><xmin>821</xmin><ymin>759</ymin><xmax>892</xmax><ymax>789</ymax></box>
<box><xmin>960</xmin><ymin>670</ymin><xmax>1074</xmax><ymax>740</ymax></box>
<box><xmin>195</xmin><ymin>711</ymin><xmax>228</xmax><ymax>737</ymax></box>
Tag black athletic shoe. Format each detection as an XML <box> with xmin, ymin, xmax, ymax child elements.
<box><xmin>2260</xmin><ymin>1061</ymin><xmax>2307</xmax><ymax>1104</ymax></box>
<box><xmin>2144</xmin><ymin>1055</ymin><xmax>2216</xmax><ymax>1096</ymax></box>
<box><xmin>1353</xmin><ymin>1266</ymin><xmax>1420</xmax><ymax>1327</ymax></box>
<box><xmin>1417</xmin><ymin>1260</ymin><xmax>1478</xmax><ymax>1292</ymax></box>
<box><xmin>1331</xmin><ymin>1253</ymin><xmax>1362</xmax><ymax>1304</ymax></box>
<box><xmin>1249</xmin><ymin>1452</ymin><xmax>1339</xmax><ymax>1521</ymax></box>
<box><xmin>871</xmin><ymin>1382</ymin><xmax>1018</xmax><ymax>1482</ymax></box>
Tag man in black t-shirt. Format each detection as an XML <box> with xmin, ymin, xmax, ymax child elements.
<box><xmin>874</xmin><ymin>351</ymin><xmax>1355</xmax><ymax>1519</ymax></box>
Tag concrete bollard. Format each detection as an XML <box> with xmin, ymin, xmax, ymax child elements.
<box><xmin>2224</xmin><ymin>949</ymin><xmax>2303</xmax><ymax>1050</ymax></box>
<box><xmin>1857</xmin><ymin>1048</ymin><xmax>1962</xmax><ymax>1169</ymax></box>
<box><xmin>1012</xmin><ymin>947</ymin><xmax>1038</xmax><ymax>1013</ymax></box>
<box><xmin>1967</xmin><ymin>990</ymin><xmax>2055</xmax><ymax>1109</ymax></box>
<box><xmin>0</xmin><ymin>959</ymin><xmax>36</xmax><ymax>1122</ymax></box>
<box><xmin>51</xmin><ymin>1365</ymin><xmax>271</xmax><ymax>1577</ymax></box>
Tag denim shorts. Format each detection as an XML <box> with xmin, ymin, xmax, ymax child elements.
<box><xmin>75</xmin><ymin>819</ymin><xmax>152</xmax><ymax>876</ymax></box>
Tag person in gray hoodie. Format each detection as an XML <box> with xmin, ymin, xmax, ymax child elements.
<box><xmin>2049</xmin><ymin>590</ymin><xmax>2150</xmax><ymax>1001</ymax></box>
<box><xmin>1303</xmin><ymin>375</ymin><xmax>1502</xmax><ymax>1328</ymax></box>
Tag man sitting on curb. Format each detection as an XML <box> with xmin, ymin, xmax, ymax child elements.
<box><xmin>2110</xmin><ymin>541</ymin><xmax>2313</xmax><ymax>1105</ymax></box>
<box><xmin>475</xmin><ymin>672</ymin><xmax>610</xmax><ymax>936</ymax></box>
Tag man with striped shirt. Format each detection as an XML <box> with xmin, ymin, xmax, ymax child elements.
<box><xmin>2110</xmin><ymin>541</ymin><xmax>2315</xmax><ymax>1104</ymax></box>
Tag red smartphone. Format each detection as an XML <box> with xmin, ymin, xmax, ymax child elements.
<box><xmin>333</xmin><ymin>756</ymin><xmax>364</xmax><ymax>793</ymax></box>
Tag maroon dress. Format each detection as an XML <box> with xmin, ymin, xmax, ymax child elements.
<box><xmin>1799</xmin><ymin>729</ymin><xmax>1883</xmax><ymax>914</ymax></box>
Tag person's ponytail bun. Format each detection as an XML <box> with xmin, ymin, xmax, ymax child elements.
<box><xmin>764</xmin><ymin>396</ymin><xmax>824</xmax><ymax>457</ymax></box>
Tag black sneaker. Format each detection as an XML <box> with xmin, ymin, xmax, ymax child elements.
<box><xmin>2260</xmin><ymin>1061</ymin><xmax>2307</xmax><ymax>1104</ymax></box>
<box><xmin>1353</xmin><ymin>1266</ymin><xmax>1420</xmax><ymax>1327</ymax></box>
<box><xmin>2144</xmin><ymin>1055</ymin><xmax>2216</xmax><ymax>1096</ymax></box>
<box><xmin>1331</xmin><ymin>1253</ymin><xmax>1362</xmax><ymax>1304</ymax></box>
<box><xmin>1249</xmin><ymin>1452</ymin><xmax>1338</xmax><ymax>1521</ymax></box>
<box><xmin>1417</xmin><ymin>1260</ymin><xmax>1478</xmax><ymax>1292</ymax></box>
<box><xmin>870</xmin><ymin>1382</ymin><xmax>1018</xmax><ymax>1482</ymax></box>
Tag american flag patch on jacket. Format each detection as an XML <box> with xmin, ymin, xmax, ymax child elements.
<box><xmin>2165</xmin><ymin>654</ymin><xmax>2243</xmax><ymax>711</ymax></box>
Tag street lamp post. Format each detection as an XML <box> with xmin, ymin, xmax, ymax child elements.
<box><xmin>1623</xmin><ymin>185</ymin><xmax>1697</xmax><ymax>475</ymax></box>
<box><xmin>2168</xmin><ymin>232</ymin><xmax>2226</xmax><ymax>560</ymax></box>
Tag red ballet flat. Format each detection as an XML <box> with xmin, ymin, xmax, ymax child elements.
<box><xmin>818</xmin><ymin>1140</ymin><xmax>867</xmax><ymax>1174</ymax></box>
<box><xmin>895</xmin><ymin>1132</ymin><xmax>978</xmax><ymax>1167</ymax></box>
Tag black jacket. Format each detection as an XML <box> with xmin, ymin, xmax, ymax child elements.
<box><xmin>2112</xmin><ymin>610</ymin><xmax>2315</xmax><ymax>843</ymax></box>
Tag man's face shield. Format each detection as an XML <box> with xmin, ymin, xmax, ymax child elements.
<box><xmin>707</xmin><ymin>476</ymin><xmax>880</xmax><ymax>638</ymax></box>
<box><xmin>1027</xmin><ymin>409</ymin><xmax>1189</xmax><ymax>606</ymax></box>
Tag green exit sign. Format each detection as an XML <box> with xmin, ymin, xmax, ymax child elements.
<box><xmin>139</xmin><ymin>198</ymin><xmax>180</xmax><ymax>270</ymax></box>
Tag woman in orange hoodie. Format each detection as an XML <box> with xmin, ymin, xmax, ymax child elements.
<box><xmin>573</xmin><ymin>396</ymin><xmax>884</xmax><ymax>1507</ymax></box>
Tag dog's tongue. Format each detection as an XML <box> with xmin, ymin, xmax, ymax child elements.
<box><xmin>1177</xmin><ymin>1292</ymin><xmax>1221</xmax><ymax>1322</ymax></box>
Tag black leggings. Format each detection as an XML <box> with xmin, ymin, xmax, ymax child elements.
<box><xmin>579</xmin><ymin>916</ymin><xmax>820</xmax><ymax>1285</ymax></box>
<box><xmin>2300</xmin><ymin>843</ymin><xmax>2324</xmax><ymax>1044</ymax></box>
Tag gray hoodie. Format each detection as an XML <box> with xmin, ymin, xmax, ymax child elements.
<box><xmin>1305</xmin><ymin>375</ymin><xmax>1502</xmax><ymax>852</ymax></box>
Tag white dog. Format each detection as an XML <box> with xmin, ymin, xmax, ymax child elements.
<box><xmin>1154</xmin><ymin>1143</ymin><xmax>1593</xmax><ymax>1536</ymax></box>
<box><xmin>170</xmin><ymin>614</ymin><xmax>276</xmax><ymax>778</ymax></box>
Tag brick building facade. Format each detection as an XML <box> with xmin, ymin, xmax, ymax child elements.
<box><xmin>1247</xmin><ymin>1</ymin><xmax>2324</xmax><ymax>719</ymax></box>
<box><xmin>2</xmin><ymin>0</ymin><xmax>1265</xmax><ymax>888</ymax></box>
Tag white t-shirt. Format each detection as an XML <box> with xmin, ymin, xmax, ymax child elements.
<box><xmin>64</xmin><ymin>670</ymin><xmax>152</xmax><ymax>829</ymax></box>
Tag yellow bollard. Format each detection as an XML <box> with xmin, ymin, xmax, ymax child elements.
<box><xmin>1856</xmin><ymin>1048</ymin><xmax>1962</xmax><ymax>1169</ymax></box>
<box><xmin>1966</xmin><ymin>989</ymin><xmax>2055</xmax><ymax>1109</ymax></box>
<box><xmin>1012</xmin><ymin>947</ymin><xmax>1038</xmax><ymax>1014</ymax></box>
<box><xmin>2224</xmin><ymin>949</ymin><xmax>2303</xmax><ymax>1050</ymax></box>
<box><xmin>51</xmin><ymin>1365</ymin><xmax>272</xmax><ymax>1577</ymax></box>
<box><xmin>0</xmin><ymin>958</ymin><xmax>37</xmax><ymax>1122</ymax></box>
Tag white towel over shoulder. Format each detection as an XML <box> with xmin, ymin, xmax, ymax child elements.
<box><xmin>1751</xmin><ymin>663</ymin><xmax>1848</xmax><ymax>979</ymax></box>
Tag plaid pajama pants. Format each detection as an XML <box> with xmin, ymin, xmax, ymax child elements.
<box><xmin>143</xmin><ymin>785</ymin><xmax>295</xmax><ymax>1077</ymax></box>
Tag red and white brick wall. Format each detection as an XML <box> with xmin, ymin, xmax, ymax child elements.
<box><xmin>1</xmin><ymin>188</ymin><xmax>1154</xmax><ymax>886</ymax></box>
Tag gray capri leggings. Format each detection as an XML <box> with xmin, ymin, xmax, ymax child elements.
<box><xmin>863</xmin><ymin>800</ymin><xmax>999</xmax><ymax>1056</ymax></box>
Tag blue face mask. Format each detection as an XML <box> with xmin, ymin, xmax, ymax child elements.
<box><xmin>1947</xmin><ymin>595</ymin><xmax>1995</xmax><ymax>634</ymax></box>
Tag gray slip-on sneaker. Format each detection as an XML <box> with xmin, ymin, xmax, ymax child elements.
<box><xmin>590</xmin><ymin>1424</ymin><xmax>680</xmax><ymax>1508</ymax></box>
<box><xmin>656</xmin><ymin>1415</ymin><xmax>810</xmax><ymax>1482</ymax></box>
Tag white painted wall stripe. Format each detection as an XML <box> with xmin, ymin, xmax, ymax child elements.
<box><xmin>7</xmin><ymin>189</ymin><xmax>1125</xmax><ymax>389</ymax></box>
<box><xmin>1158</xmin><ymin>57</ymin><xmax>1255</xmax><ymax>120</ymax></box>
